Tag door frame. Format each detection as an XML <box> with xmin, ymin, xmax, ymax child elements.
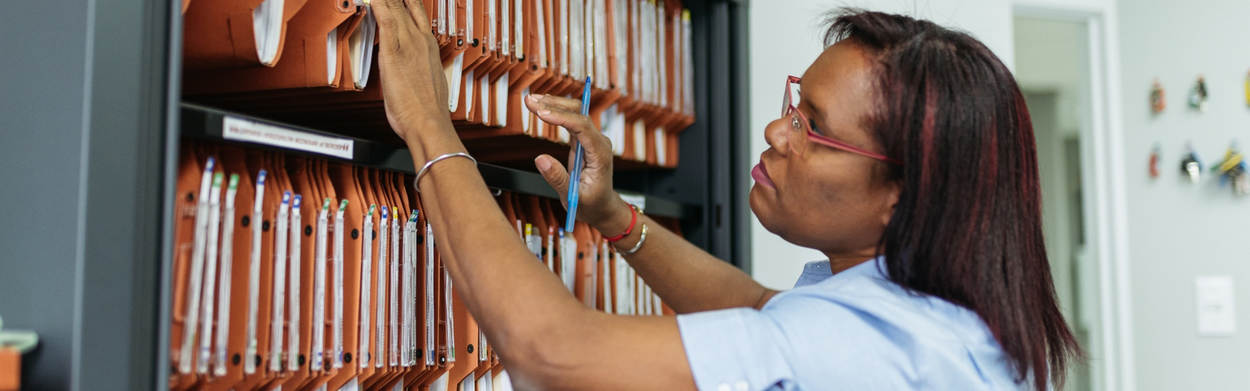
<box><xmin>1012</xmin><ymin>3</ymin><xmax>1133</xmax><ymax>390</ymax></box>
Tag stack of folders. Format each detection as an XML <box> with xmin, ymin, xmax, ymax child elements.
<box><xmin>181</xmin><ymin>0</ymin><xmax>696</xmax><ymax>169</ymax></box>
<box><xmin>168</xmin><ymin>142</ymin><xmax>676</xmax><ymax>391</ymax></box>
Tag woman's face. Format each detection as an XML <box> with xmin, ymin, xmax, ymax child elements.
<box><xmin>749</xmin><ymin>41</ymin><xmax>899</xmax><ymax>257</ymax></box>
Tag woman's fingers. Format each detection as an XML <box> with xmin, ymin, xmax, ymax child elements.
<box><xmin>532</xmin><ymin>107</ymin><xmax>611</xmax><ymax>160</ymax></box>
<box><xmin>402</xmin><ymin>0</ymin><xmax>432</xmax><ymax>33</ymax></box>
<box><xmin>525</xmin><ymin>94</ymin><xmax>583</xmax><ymax>113</ymax></box>
<box><xmin>374</xmin><ymin>0</ymin><xmax>416</xmax><ymax>38</ymax></box>
<box><xmin>535</xmin><ymin>155</ymin><xmax>572</xmax><ymax>207</ymax></box>
<box><xmin>524</xmin><ymin>94</ymin><xmax>613</xmax><ymax>171</ymax></box>
<box><xmin>541</xmin><ymin>95</ymin><xmax>585</xmax><ymax>112</ymax></box>
<box><xmin>525</xmin><ymin>94</ymin><xmax>612</xmax><ymax>168</ymax></box>
<box><xmin>403</xmin><ymin>0</ymin><xmax>445</xmax><ymax>104</ymax></box>
<box><xmin>401</xmin><ymin>0</ymin><xmax>443</xmax><ymax>67</ymax></box>
<box><xmin>525</xmin><ymin>95</ymin><xmax>610</xmax><ymax>153</ymax></box>
<box><xmin>374</xmin><ymin>0</ymin><xmax>437</xmax><ymax>63</ymax></box>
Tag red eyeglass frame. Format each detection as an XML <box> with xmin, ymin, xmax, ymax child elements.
<box><xmin>783</xmin><ymin>75</ymin><xmax>902</xmax><ymax>165</ymax></box>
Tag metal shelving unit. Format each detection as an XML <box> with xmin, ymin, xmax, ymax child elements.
<box><xmin>180</xmin><ymin>103</ymin><xmax>699</xmax><ymax>220</ymax></box>
<box><xmin>0</xmin><ymin>0</ymin><xmax>748</xmax><ymax>390</ymax></box>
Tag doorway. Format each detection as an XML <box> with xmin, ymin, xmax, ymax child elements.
<box><xmin>1013</xmin><ymin>14</ymin><xmax>1098</xmax><ymax>391</ymax></box>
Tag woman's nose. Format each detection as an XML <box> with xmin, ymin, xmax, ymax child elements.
<box><xmin>764</xmin><ymin>117</ymin><xmax>793</xmax><ymax>155</ymax></box>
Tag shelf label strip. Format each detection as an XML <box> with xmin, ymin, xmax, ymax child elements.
<box><xmin>222</xmin><ymin>115</ymin><xmax>354</xmax><ymax>160</ymax></box>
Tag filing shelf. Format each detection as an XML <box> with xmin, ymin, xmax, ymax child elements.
<box><xmin>0</xmin><ymin>0</ymin><xmax>750</xmax><ymax>389</ymax></box>
<box><xmin>180</xmin><ymin>103</ymin><xmax>698</xmax><ymax>220</ymax></box>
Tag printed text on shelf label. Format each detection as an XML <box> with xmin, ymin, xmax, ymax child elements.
<box><xmin>223</xmin><ymin>116</ymin><xmax>354</xmax><ymax>160</ymax></box>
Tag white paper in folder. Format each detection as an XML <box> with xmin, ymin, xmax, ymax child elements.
<box><xmin>349</xmin><ymin>8</ymin><xmax>377</xmax><ymax>89</ymax></box>
<box><xmin>535</xmin><ymin>0</ymin><xmax>549</xmax><ymax>69</ymax></box>
<box><xmin>613</xmin><ymin>0</ymin><xmax>627</xmax><ymax>89</ymax></box>
<box><xmin>446</xmin><ymin>52</ymin><xmax>465</xmax><ymax>112</ymax></box>
<box><xmin>594</xmin><ymin>0</ymin><xmax>609</xmax><ymax>90</ymax></box>
<box><xmin>656</xmin><ymin>1</ymin><xmax>666</xmax><ymax>109</ymax></box>
<box><xmin>603</xmin><ymin>104</ymin><xmax>626</xmax><ymax>157</ymax></box>
<box><xmin>252</xmin><ymin>0</ymin><xmax>287</xmax><ymax>65</ymax></box>
<box><xmin>514</xmin><ymin>0</ymin><xmax>524</xmax><ymax>58</ymax></box>
<box><xmin>682</xmin><ymin>10</ymin><xmax>694</xmax><ymax>116</ymax></box>
<box><xmin>501</xmin><ymin>0</ymin><xmax>512</xmax><ymax>58</ymax></box>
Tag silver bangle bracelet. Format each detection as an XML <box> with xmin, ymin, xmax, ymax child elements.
<box><xmin>414</xmin><ymin>152</ymin><xmax>477</xmax><ymax>192</ymax></box>
<box><xmin>620</xmin><ymin>223</ymin><xmax>648</xmax><ymax>255</ymax></box>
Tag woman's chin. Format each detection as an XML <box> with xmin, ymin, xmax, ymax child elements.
<box><xmin>749</xmin><ymin>182</ymin><xmax>771</xmax><ymax>202</ymax></box>
<box><xmin>750</xmin><ymin>190</ymin><xmax>799</xmax><ymax>242</ymax></box>
<box><xmin>748</xmin><ymin>185</ymin><xmax>763</xmax><ymax>213</ymax></box>
<box><xmin>748</xmin><ymin>187</ymin><xmax>775</xmax><ymax>230</ymax></box>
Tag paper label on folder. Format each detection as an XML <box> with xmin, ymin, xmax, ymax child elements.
<box><xmin>223</xmin><ymin>116</ymin><xmax>354</xmax><ymax>160</ymax></box>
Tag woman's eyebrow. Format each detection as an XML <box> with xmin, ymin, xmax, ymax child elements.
<box><xmin>797</xmin><ymin>87</ymin><xmax>833</xmax><ymax>136</ymax></box>
<box><xmin>795</xmin><ymin>86</ymin><xmax>825</xmax><ymax>121</ymax></box>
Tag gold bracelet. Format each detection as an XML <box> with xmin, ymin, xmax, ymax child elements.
<box><xmin>619</xmin><ymin>223</ymin><xmax>648</xmax><ymax>255</ymax></box>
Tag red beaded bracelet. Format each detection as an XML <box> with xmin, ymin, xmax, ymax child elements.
<box><xmin>604</xmin><ymin>204</ymin><xmax>639</xmax><ymax>243</ymax></box>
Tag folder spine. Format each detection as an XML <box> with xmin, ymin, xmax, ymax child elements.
<box><xmin>358</xmin><ymin>204</ymin><xmax>375</xmax><ymax>369</ymax></box>
<box><xmin>269</xmin><ymin>192</ymin><xmax>291</xmax><ymax>373</ymax></box>
<box><xmin>244</xmin><ymin>170</ymin><xmax>266</xmax><ymax>375</ymax></box>
<box><xmin>286</xmin><ymin>194</ymin><xmax>302</xmax><ymax>373</ymax></box>
<box><xmin>332</xmin><ymin>199</ymin><xmax>347</xmax><ymax>369</ymax></box>
<box><xmin>212</xmin><ymin>174</ymin><xmax>240</xmax><ymax>376</ymax></box>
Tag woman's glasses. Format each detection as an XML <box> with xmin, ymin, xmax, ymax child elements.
<box><xmin>783</xmin><ymin>75</ymin><xmax>901</xmax><ymax>165</ymax></box>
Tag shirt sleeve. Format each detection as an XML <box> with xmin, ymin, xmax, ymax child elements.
<box><xmin>677</xmin><ymin>308</ymin><xmax>797</xmax><ymax>391</ymax></box>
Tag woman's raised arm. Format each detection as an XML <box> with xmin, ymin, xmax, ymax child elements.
<box><xmin>369</xmin><ymin>0</ymin><xmax>705</xmax><ymax>389</ymax></box>
<box><xmin>527</xmin><ymin>94</ymin><xmax>780</xmax><ymax>313</ymax></box>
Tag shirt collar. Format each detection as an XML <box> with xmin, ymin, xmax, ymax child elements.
<box><xmin>794</xmin><ymin>256</ymin><xmax>886</xmax><ymax>288</ymax></box>
<box><xmin>836</xmin><ymin>256</ymin><xmax>887</xmax><ymax>279</ymax></box>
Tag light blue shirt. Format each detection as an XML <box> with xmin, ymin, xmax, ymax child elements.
<box><xmin>676</xmin><ymin>257</ymin><xmax>1022</xmax><ymax>390</ymax></box>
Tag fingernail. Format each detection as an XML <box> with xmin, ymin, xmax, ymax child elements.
<box><xmin>535</xmin><ymin>156</ymin><xmax>551</xmax><ymax>172</ymax></box>
<box><xmin>538</xmin><ymin>109</ymin><xmax>551</xmax><ymax>116</ymax></box>
<box><xmin>531</xmin><ymin>94</ymin><xmax>545</xmax><ymax>101</ymax></box>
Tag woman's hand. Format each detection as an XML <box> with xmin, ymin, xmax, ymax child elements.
<box><xmin>527</xmin><ymin>94</ymin><xmax>630</xmax><ymax>231</ymax></box>
<box><xmin>373</xmin><ymin>0</ymin><xmax>452</xmax><ymax>151</ymax></box>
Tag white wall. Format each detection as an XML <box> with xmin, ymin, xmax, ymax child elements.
<box><xmin>747</xmin><ymin>0</ymin><xmax>1014</xmax><ymax>289</ymax></box>
<box><xmin>1015</xmin><ymin>17</ymin><xmax>1090</xmax><ymax>136</ymax></box>
<box><xmin>749</xmin><ymin>0</ymin><xmax>1250</xmax><ymax>389</ymax></box>
<box><xmin>1118</xmin><ymin>1</ymin><xmax>1250</xmax><ymax>389</ymax></box>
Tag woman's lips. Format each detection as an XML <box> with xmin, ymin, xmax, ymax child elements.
<box><xmin>752</xmin><ymin>162</ymin><xmax>775</xmax><ymax>189</ymax></box>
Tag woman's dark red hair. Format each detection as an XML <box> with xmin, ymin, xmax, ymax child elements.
<box><xmin>824</xmin><ymin>9</ymin><xmax>1082</xmax><ymax>390</ymax></box>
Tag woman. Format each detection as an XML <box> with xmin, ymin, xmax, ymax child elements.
<box><xmin>371</xmin><ymin>2</ymin><xmax>1079</xmax><ymax>389</ymax></box>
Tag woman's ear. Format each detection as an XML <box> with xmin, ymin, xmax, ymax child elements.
<box><xmin>880</xmin><ymin>181</ymin><xmax>901</xmax><ymax>227</ymax></box>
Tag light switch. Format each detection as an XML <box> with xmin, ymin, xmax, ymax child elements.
<box><xmin>1195</xmin><ymin>276</ymin><xmax>1236</xmax><ymax>337</ymax></box>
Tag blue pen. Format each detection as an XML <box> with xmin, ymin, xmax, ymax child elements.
<box><xmin>565</xmin><ymin>77</ymin><xmax>593</xmax><ymax>233</ymax></box>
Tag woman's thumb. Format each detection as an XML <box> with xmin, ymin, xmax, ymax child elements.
<box><xmin>535</xmin><ymin>155</ymin><xmax>571</xmax><ymax>199</ymax></box>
